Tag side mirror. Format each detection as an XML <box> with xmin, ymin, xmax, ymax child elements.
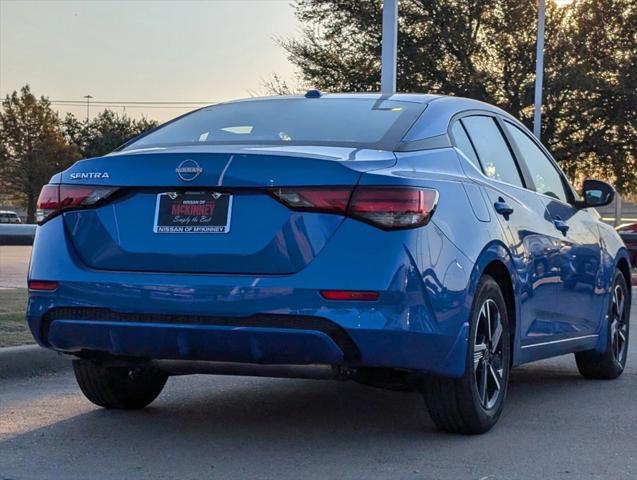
<box><xmin>577</xmin><ymin>179</ymin><xmax>615</xmax><ymax>208</ymax></box>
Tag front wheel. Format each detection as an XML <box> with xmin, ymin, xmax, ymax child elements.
<box><xmin>73</xmin><ymin>359</ymin><xmax>168</xmax><ymax>409</ymax></box>
<box><xmin>422</xmin><ymin>275</ymin><xmax>511</xmax><ymax>434</ymax></box>
<box><xmin>575</xmin><ymin>270</ymin><xmax>630</xmax><ymax>379</ymax></box>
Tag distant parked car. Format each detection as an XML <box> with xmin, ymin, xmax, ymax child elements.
<box><xmin>617</xmin><ymin>223</ymin><xmax>637</xmax><ymax>268</ymax></box>
<box><xmin>0</xmin><ymin>210</ymin><xmax>22</xmax><ymax>224</ymax></box>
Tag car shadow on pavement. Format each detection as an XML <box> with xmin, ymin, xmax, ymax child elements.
<box><xmin>0</xmin><ymin>365</ymin><xmax>623</xmax><ymax>439</ymax></box>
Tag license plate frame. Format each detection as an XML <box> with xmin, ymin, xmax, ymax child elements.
<box><xmin>153</xmin><ymin>192</ymin><xmax>233</xmax><ymax>234</ymax></box>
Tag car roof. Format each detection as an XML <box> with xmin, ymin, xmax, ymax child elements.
<box><xmin>221</xmin><ymin>92</ymin><xmax>440</xmax><ymax>105</ymax></box>
<box><xmin>0</xmin><ymin>210</ymin><xmax>18</xmax><ymax>214</ymax></box>
<box><xmin>219</xmin><ymin>92</ymin><xmax>505</xmax><ymax>110</ymax></box>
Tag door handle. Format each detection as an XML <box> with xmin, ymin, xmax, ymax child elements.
<box><xmin>494</xmin><ymin>198</ymin><xmax>514</xmax><ymax>219</ymax></box>
<box><xmin>553</xmin><ymin>217</ymin><xmax>570</xmax><ymax>235</ymax></box>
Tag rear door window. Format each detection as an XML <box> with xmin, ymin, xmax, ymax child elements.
<box><xmin>504</xmin><ymin>121</ymin><xmax>569</xmax><ymax>203</ymax></box>
<box><xmin>461</xmin><ymin>116</ymin><xmax>524</xmax><ymax>187</ymax></box>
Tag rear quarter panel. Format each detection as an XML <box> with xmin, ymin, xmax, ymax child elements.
<box><xmin>358</xmin><ymin>148</ymin><xmax>518</xmax><ymax>368</ymax></box>
<box><xmin>360</xmin><ymin>148</ymin><xmax>505</xmax><ymax>265</ymax></box>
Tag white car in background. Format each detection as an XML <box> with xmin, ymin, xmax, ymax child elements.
<box><xmin>0</xmin><ymin>211</ymin><xmax>22</xmax><ymax>224</ymax></box>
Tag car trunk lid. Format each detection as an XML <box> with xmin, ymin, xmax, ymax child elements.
<box><xmin>61</xmin><ymin>146</ymin><xmax>395</xmax><ymax>275</ymax></box>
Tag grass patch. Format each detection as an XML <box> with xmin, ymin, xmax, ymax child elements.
<box><xmin>0</xmin><ymin>288</ymin><xmax>33</xmax><ymax>347</ymax></box>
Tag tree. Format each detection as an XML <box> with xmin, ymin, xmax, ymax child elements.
<box><xmin>64</xmin><ymin>109</ymin><xmax>158</xmax><ymax>159</ymax></box>
<box><xmin>281</xmin><ymin>0</ymin><xmax>637</xmax><ymax>194</ymax></box>
<box><xmin>0</xmin><ymin>85</ymin><xmax>80</xmax><ymax>223</ymax></box>
<box><xmin>544</xmin><ymin>0</ymin><xmax>637</xmax><ymax>194</ymax></box>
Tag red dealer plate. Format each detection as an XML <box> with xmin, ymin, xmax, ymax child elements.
<box><xmin>153</xmin><ymin>192</ymin><xmax>232</xmax><ymax>233</ymax></box>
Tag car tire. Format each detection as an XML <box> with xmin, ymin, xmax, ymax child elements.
<box><xmin>575</xmin><ymin>270</ymin><xmax>630</xmax><ymax>379</ymax></box>
<box><xmin>73</xmin><ymin>359</ymin><xmax>168</xmax><ymax>409</ymax></box>
<box><xmin>422</xmin><ymin>274</ymin><xmax>511</xmax><ymax>434</ymax></box>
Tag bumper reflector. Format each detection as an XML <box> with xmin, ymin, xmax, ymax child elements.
<box><xmin>320</xmin><ymin>290</ymin><xmax>379</xmax><ymax>301</ymax></box>
<box><xmin>28</xmin><ymin>280</ymin><xmax>59</xmax><ymax>291</ymax></box>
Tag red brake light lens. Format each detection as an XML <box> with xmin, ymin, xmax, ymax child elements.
<box><xmin>269</xmin><ymin>186</ymin><xmax>438</xmax><ymax>230</ymax></box>
<box><xmin>36</xmin><ymin>184</ymin><xmax>118</xmax><ymax>224</ymax></box>
<box><xmin>269</xmin><ymin>187</ymin><xmax>352</xmax><ymax>214</ymax></box>
<box><xmin>349</xmin><ymin>187</ymin><xmax>438</xmax><ymax>229</ymax></box>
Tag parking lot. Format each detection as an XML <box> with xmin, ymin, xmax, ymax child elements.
<box><xmin>1</xmin><ymin>247</ymin><xmax>636</xmax><ymax>480</ymax></box>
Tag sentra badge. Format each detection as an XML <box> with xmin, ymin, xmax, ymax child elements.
<box><xmin>69</xmin><ymin>172</ymin><xmax>110</xmax><ymax>179</ymax></box>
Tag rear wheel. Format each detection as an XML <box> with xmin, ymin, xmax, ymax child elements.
<box><xmin>575</xmin><ymin>270</ymin><xmax>630</xmax><ymax>379</ymax></box>
<box><xmin>73</xmin><ymin>359</ymin><xmax>168</xmax><ymax>409</ymax></box>
<box><xmin>422</xmin><ymin>275</ymin><xmax>511</xmax><ymax>434</ymax></box>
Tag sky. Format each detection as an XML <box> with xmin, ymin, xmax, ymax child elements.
<box><xmin>0</xmin><ymin>0</ymin><xmax>300</xmax><ymax>122</ymax></box>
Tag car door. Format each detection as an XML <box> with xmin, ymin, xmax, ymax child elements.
<box><xmin>450</xmin><ymin>114</ymin><xmax>565</xmax><ymax>346</ymax></box>
<box><xmin>502</xmin><ymin>121</ymin><xmax>605</xmax><ymax>336</ymax></box>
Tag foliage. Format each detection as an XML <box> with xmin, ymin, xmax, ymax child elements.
<box><xmin>281</xmin><ymin>0</ymin><xmax>637</xmax><ymax>194</ymax></box>
<box><xmin>0</xmin><ymin>87</ymin><xmax>159</xmax><ymax>221</ymax></box>
<box><xmin>63</xmin><ymin>109</ymin><xmax>158</xmax><ymax>159</ymax></box>
<box><xmin>0</xmin><ymin>85</ymin><xmax>80</xmax><ymax>222</ymax></box>
<box><xmin>261</xmin><ymin>73</ymin><xmax>298</xmax><ymax>96</ymax></box>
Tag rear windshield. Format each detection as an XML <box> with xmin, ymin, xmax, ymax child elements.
<box><xmin>123</xmin><ymin>98</ymin><xmax>425</xmax><ymax>150</ymax></box>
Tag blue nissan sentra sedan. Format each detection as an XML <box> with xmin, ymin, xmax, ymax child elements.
<box><xmin>28</xmin><ymin>92</ymin><xmax>631</xmax><ymax>434</ymax></box>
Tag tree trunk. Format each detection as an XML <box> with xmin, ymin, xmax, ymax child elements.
<box><xmin>26</xmin><ymin>193</ymin><xmax>36</xmax><ymax>224</ymax></box>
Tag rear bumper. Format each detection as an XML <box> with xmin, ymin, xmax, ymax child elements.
<box><xmin>27</xmin><ymin>215</ymin><xmax>474</xmax><ymax>377</ymax></box>
<box><xmin>49</xmin><ymin>319</ymin><xmax>347</xmax><ymax>366</ymax></box>
<box><xmin>43</xmin><ymin>308</ymin><xmax>357</xmax><ymax>365</ymax></box>
<box><xmin>31</xmin><ymin>304</ymin><xmax>469</xmax><ymax>377</ymax></box>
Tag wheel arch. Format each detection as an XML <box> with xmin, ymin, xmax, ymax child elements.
<box><xmin>616</xmin><ymin>253</ymin><xmax>632</xmax><ymax>311</ymax></box>
<box><xmin>616</xmin><ymin>254</ymin><xmax>632</xmax><ymax>292</ymax></box>
<box><xmin>483</xmin><ymin>260</ymin><xmax>516</xmax><ymax>366</ymax></box>
<box><xmin>470</xmin><ymin>241</ymin><xmax>520</xmax><ymax>367</ymax></box>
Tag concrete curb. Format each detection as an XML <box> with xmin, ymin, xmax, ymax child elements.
<box><xmin>0</xmin><ymin>345</ymin><xmax>72</xmax><ymax>380</ymax></box>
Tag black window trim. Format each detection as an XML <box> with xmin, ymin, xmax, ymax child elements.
<box><xmin>449</xmin><ymin>120</ymin><xmax>484</xmax><ymax>171</ymax></box>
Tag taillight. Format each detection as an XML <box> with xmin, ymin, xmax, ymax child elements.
<box><xmin>269</xmin><ymin>187</ymin><xmax>351</xmax><ymax>214</ymax></box>
<box><xmin>36</xmin><ymin>184</ymin><xmax>118</xmax><ymax>224</ymax></box>
<box><xmin>348</xmin><ymin>187</ymin><xmax>438</xmax><ymax>229</ymax></box>
<box><xmin>270</xmin><ymin>186</ymin><xmax>438</xmax><ymax>230</ymax></box>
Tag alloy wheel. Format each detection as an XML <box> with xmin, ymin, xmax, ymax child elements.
<box><xmin>473</xmin><ymin>298</ymin><xmax>505</xmax><ymax>410</ymax></box>
<box><xmin>610</xmin><ymin>284</ymin><xmax>628</xmax><ymax>367</ymax></box>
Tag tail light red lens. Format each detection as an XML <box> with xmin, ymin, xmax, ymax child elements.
<box><xmin>349</xmin><ymin>187</ymin><xmax>438</xmax><ymax>229</ymax></box>
<box><xmin>36</xmin><ymin>184</ymin><xmax>118</xmax><ymax>224</ymax></box>
<box><xmin>269</xmin><ymin>187</ymin><xmax>352</xmax><ymax>214</ymax></box>
<box><xmin>270</xmin><ymin>186</ymin><xmax>438</xmax><ymax>230</ymax></box>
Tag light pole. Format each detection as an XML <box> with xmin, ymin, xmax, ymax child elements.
<box><xmin>83</xmin><ymin>94</ymin><xmax>93</xmax><ymax>122</ymax></box>
<box><xmin>533</xmin><ymin>0</ymin><xmax>546</xmax><ymax>140</ymax></box>
<box><xmin>380</xmin><ymin>0</ymin><xmax>398</xmax><ymax>95</ymax></box>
